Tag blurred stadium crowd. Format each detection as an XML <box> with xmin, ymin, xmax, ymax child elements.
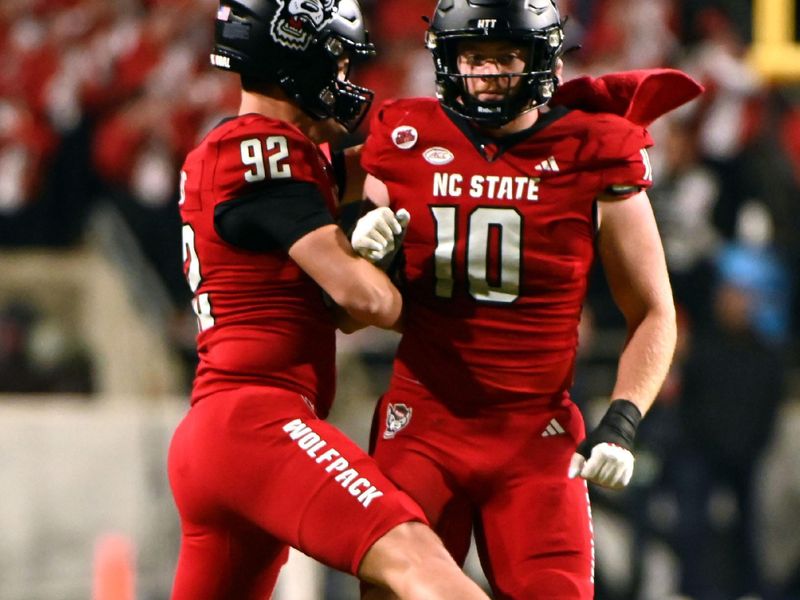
<box><xmin>1</xmin><ymin>0</ymin><xmax>799</xmax><ymax>598</ymax></box>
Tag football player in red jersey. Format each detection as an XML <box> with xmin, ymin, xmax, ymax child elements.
<box><xmin>167</xmin><ymin>1</ymin><xmax>492</xmax><ymax>599</ymax></box>
<box><xmin>351</xmin><ymin>0</ymin><xmax>703</xmax><ymax>598</ymax></box>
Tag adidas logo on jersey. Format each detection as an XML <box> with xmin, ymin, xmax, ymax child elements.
<box><xmin>541</xmin><ymin>418</ymin><xmax>566</xmax><ymax>437</ymax></box>
<box><xmin>534</xmin><ymin>156</ymin><xmax>560</xmax><ymax>172</ymax></box>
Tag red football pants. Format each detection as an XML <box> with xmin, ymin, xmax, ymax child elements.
<box><xmin>168</xmin><ymin>385</ymin><xmax>426</xmax><ymax>600</ymax></box>
<box><xmin>370</xmin><ymin>376</ymin><xmax>594</xmax><ymax>600</ymax></box>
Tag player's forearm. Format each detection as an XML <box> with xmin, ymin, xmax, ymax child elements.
<box><xmin>332</xmin><ymin>305</ymin><xmax>368</xmax><ymax>333</ymax></box>
<box><xmin>337</xmin><ymin>266</ymin><xmax>403</xmax><ymax>330</ymax></box>
<box><xmin>340</xmin><ymin>145</ymin><xmax>366</xmax><ymax>203</ymax></box>
<box><xmin>609</xmin><ymin>304</ymin><xmax>677</xmax><ymax>416</ymax></box>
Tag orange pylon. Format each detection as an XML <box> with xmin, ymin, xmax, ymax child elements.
<box><xmin>92</xmin><ymin>533</ymin><xmax>135</xmax><ymax>600</ymax></box>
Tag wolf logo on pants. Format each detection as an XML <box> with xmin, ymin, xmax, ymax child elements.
<box><xmin>384</xmin><ymin>403</ymin><xmax>413</xmax><ymax>439</ymax></box>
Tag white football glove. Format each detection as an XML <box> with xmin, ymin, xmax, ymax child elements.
<box><xmin>568</xmin><ymin>443</ymin><xmax>635</xmax><ymax>490</ymax></box>
<box><xmin>351</xmin><ymin>207</ymin><xmax>410</xmax><ymax>263</ymax></box>
<box><xmin>567</xmin><ymin>399</ymin><xmax>642</xmax><ymax>490</ymax></box>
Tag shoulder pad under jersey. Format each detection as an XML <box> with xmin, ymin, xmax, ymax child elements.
<box><xmin>559</xmin><ymin>110</ymin><xmax>655</xmax><ymax>193</ymax></box>
<box><xmin>362</xmin><ymin>98</ymin><xmax>441</xmax><ymax>180</ymax></box>
<box><xmin>206</xmin><ymin>115</ymin><xmax>329</xmax><ymax>206</ymax></box>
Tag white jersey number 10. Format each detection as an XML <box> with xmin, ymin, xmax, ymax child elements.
<box><xmin>430</xmin><ymin>206</ymin><xmax>522</xmax><ymax>304</ymax></box>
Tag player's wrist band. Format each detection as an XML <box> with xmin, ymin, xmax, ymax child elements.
<box><xmin>338</xmin><ymin>199</ymin><xmax>378</xmax><ymax>237</ymax></box>
<box><xmin>599</xmin><ymin>399</ymin><xmax>642</xmax><ymax>450</ymax></box>
<box><xmin>577</xmin><ymin>399</ymin><xmax>643</xmax><ymax>458</ymax></box>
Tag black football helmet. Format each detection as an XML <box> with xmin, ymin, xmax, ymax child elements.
<box><xmin>211</xmin><ymin>0</ymin><xmax>376</xmax><ymax>131</ymax></box>
<box><xmin>427</xmin><ymin>0</ymin><xmax>564</xmax><ymax>127</ymax></box>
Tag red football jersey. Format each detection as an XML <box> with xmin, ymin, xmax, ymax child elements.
<box><xmin>362</xmin><ymin>98</ymin><xmax>654</xmax><ymax>405</ymax></box>
<box><xmin>180</xmin><ymin>114</ymin><xmax>339</xmax><ymax>414</ymax></box>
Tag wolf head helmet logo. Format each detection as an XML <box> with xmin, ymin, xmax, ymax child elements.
<box><xmin>270</xmin><ymin>0</ymin><xmax>336</xmax><ymax>50</ymax></box>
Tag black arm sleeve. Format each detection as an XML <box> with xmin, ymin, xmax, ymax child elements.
<box><xmin>329</xmin><ymin>149</ymin><xmax>347</xmax><ymax>203</ymax></box>
<box><xmin>214</xmin><ymin>180</ymin><xmax>335</xmax><ymax>252</ymax></box>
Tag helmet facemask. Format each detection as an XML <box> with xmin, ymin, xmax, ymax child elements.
<box><xmin>427</xmin><ymin>0</ymin><xmax>565</xmax><ymax>128</ymax></box>
<box><xmin>281</xmin><ymin>30</ymin><xmax>375</xmax><ymax>132</ymax></box>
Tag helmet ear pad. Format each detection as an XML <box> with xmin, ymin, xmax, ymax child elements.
<box><xmin>428</xmin><ymin>0</ymin><xmax>564</xmax><ymax>127</ymax></box>
<box><xmin>211</xmin><ymin>0</ymin><xmax>375</xmax><ymax>131</ymax></box>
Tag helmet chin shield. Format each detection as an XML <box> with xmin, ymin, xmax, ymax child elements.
<box><xmin>212</xmin><ymin>0</ymin><xmax>375</xmax><ymax>131</ymax></box>
<box><xmin>317</xmin><ymin>77</ymin><xmax>375</xmax><ymax>132</ymax></box>
<box><xmin>427</xmin><ymin>0</ymin><xmax>564</xmax><ymax>128</ymax></box>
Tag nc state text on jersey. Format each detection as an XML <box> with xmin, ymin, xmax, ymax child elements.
<box><xmin>433</xmin><ymin>172</ymin><xmax>541</xmax><ymax>201</ymax></box>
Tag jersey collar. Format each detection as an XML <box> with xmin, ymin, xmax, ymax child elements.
<box><xmin>441</xmin><ymin>104</ymin><xmax>570</xmax><ymax>162</ymax></box>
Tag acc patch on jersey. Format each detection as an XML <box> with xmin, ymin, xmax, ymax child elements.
<box><xmin>391</xmin><ymin>126</ymin><xmax>418</xmax><ymax>150</ymax></box>
<box><xmin>423</xmin><ymin>146</ymin><xmax>454</xmax><ymax>165</ymax></box>
<box><xmin>383</xmin><ymin>403</ymin><xmax>413</xmax><ymax>439</ymax></box>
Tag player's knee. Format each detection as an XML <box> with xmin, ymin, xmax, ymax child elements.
<box><xmin>358</xmin><ymin>521</ymin><xmax>455</xmax><ymax>585</ymax></box>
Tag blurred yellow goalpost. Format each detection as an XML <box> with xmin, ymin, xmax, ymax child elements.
<box><xmin>750</xmin><ymin>0</ymin><xmax>800</xmax><ymax>81</ymax></box>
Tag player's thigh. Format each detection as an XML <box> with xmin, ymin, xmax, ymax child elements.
<box><xmin>270</xmin><ymin>416</ymin><xmax>428</xmax><ymax>574</ymax></box>
<box><xmin>370</xmin><ymin>394</ymin><xmax>473</xmax><ymax>563</ymax></box>
<box><xmin>477</xmin><ymin>478</ymin><xmax>593</xmax><ymax>599</ymax></box>
<box><xmin>170</xmin><ymin>386</ymin><xmax>425</xmax><ymax>575</ymax></box>
<box><xmin>228</xmin><ymin>387</ymin><xmax>426</xmax><ymax>574</ymax></box>
<box><xmin>170</xmin><ymin>517</ymin><xmax>289</xmax><ymax>600</ymax></box>
<box><xmin>474</xmin><ymin>411</ymin><xmax>594</xmax><ymax>599</ymax></box>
